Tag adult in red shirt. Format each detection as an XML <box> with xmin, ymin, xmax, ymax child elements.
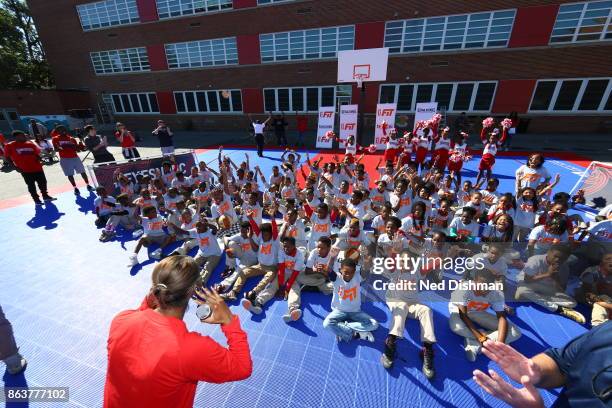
<box><xmin>51</xmin><ymin>125</ymin><xmax>93</xmax><ymax>194</ymax></box>
<box><xmin>114</xmin><ymin>122</ymin><xmax>140</xmax><ymax>160</ymax></box>
<box><xmin>4</xmin><ymin>130</ymin><xmax>55</xmax><ymax>205</ymax></box>
<box><xmin>295</xmin><ymin>111</ymin><xmax>308</xmax><ymax>148</ymax></box>
<box><xmin>104</xmin><ymin>256</ymin><xmax>252</xmax><ymax>408</ymax></box>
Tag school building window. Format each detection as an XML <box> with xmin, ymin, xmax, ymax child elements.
<box><xmin>110</xmin><ymin>93</ymin><xmax>159</xmax><ymax>114</ymax></box>
<box><xmin>174</xmin><ymin>90</ymin><xmax>242</xmax><ymax>113</ymax></box>
<box><xmin>550</xmin><ymin>1</ymin><xmax>612</xmax><ymax>43</ymax></box>
<box><xmin>260</xmin><ymin>26</ymin><xmax>355</xmax><ymax>62</ymax></box>
<box><xmin>165</xmin><ymin>37</ymin><xmax>238</xmax><ymax>69</ymax></box>
<box><xmin>156</xmin><ymin>0</ymin><xmax>232</xmax><ymax>19</ymax></box>
<box><xmin>77</xmin><ymin>0</ymin><xmax>139</xmax><ymax>31</ymax></box>
<box><xmin>263</xmin><ymin>86</ymin><xmax>337</xmax><ymax>112</ymax></box>
<box><xmin>379</xmin><ymin>82</ymin><xmax>497</xmax><ymax>112</ymax></box>
<box><xmin>90</xmin><ymin>47</ymin><xmax>150</xmax><ymax>74</ymax></box>
<box><xmin>529</xmin><ymin>78</ymin><xmax>612</xmax><ymax>112</ymax></box>
<box><xmin>384</xmin><ymin>9</ymin><xmax>516</xmax><ymax>54</ymax></box>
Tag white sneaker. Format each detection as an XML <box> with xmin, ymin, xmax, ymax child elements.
<box><xmin>464</xmin><ymin>339</ymin><xmax>479</xmax><ymax>362</ymax></box>
<box><xmin>283</xmin><ymin>308</ymin><xmax>302</xmax><ymax>322</ymax></box>
<box><xmin>151</xmin><ymin>249</ymin><xmax>162</xmax><ymax>260</ymax></box>
<box><xmin>132</xmin><ymin>229</ymin><xmax>144</xmax><ymax>239</ymax></box>
<box><xmin>5</xmin><ymin>353</ymin><xmax>27</xmax><ymax>375</ymax></box>
<box><xmin>128</xmin><ymin>254</ymin><xmax>139</xmax><ymax>267</ymax></box>
<box><xmin>357</xmin><ymin>331</ymin><xmax>375</xmax><ymax>342</ymax></box>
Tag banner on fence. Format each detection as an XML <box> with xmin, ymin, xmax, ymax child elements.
<box><xmin>374</xmin><ymin>103</ymin><xmax>397</xmax><ymax>150</ymax></box>
<box><xmin>316</xmin><ymin>107</ymin><xmax>336</xmax><ymax>149</ymax></box>
<box><xmin>339</xmin><ymin>104</ymin><xmax>358</xmax><ymax>144</ymax></box>
<box><xmin>89</xmin><ymin>152</ymin><xmax>197</xmax><ymax>193</ymax></box>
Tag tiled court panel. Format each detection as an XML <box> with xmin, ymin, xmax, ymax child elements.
<box><xmin>0</xmin><ymin>149</ymin><xmax>589</xmax><ymax>408</ymax></box>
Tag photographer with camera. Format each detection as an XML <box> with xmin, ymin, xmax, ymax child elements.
<box><xmin>104</xmin><ymin>256</ymin><xmax>252</xmax><ymax>408</ymax></box>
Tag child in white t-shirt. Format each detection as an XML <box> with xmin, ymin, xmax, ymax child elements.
<box><xmin>129</xmin><ymin>205</ymin><xmax>175</xmax><ymax>266</ymax></box>
<box><xmin>322</xmin><ymin>259</ymin><xmax>379</xmax><ymax>343</ymax></box>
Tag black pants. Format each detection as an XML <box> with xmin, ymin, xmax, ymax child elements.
<box><xmin>276</xmin><ymin>132</ymin><xmax>287</xmax><ymax>146</ymax></box>
<box><xmin>255</xmin><ymin>133</ymin><xmax>264</xmax><ymax>157</ymax></box>
<box><xmin>21</xmin><ymin>171</ymin><xmax>48</xmax><ymax>200</ymax></box>
<box><xmin>122</xmin><ymin>147</ymin><xmax>140</xmax><ymax>160</ymax></box>
<box><xmin>94</xmin><ymin>153</ymin><xmax>116</xmax><ymax>164</ymax></box>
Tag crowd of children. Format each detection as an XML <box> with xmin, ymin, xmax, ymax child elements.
<box><xmin>80</xmin><ymin>116</ymin><xmax>611</xmax><ymax>380</ymax></box>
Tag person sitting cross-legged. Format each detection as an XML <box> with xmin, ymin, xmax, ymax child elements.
<box><xmin>449</xmin><ymin>268</ymin><xmax>522</xmax><ymax>362</ymax></box>
<box><xmin>323</xmin><ymin>258</ymin><xmax>379</xmax><ymax>343</ymax></box>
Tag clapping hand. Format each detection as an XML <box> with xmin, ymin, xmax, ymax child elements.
<box><xmin>473</xmin><ymin>340</ymin><xmax>544</xmax><ymax>408</ymax></box>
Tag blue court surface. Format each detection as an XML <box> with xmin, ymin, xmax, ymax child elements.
<box><xmin>0</xmin><ymin>148</ymin><xmax>591</xmax><ymax>408</ymax></box>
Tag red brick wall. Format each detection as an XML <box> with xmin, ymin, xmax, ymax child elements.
<box><xmin>0</xmin><ymin>90</ymin><xmax>91</xmax><ymax>115</ymax></box>
<box><xmin>156</xmin><ymin>91</ymin><xmax>176</xmax><ymax>114</ymax></box>
<box><xmin>241</xmin><ymin>88</ymin><xmax>264</xmax><ymax>113</ymax></box>
<box><xmin>355</xmin><ymin>22</ymin><xmax>384</xmax><ymax>49</ymax></box>
<box><xmin>509</xmin><ymin>5</ymin><xmax>559</xmax><ymax>48</ymax></box>
<box><xmin>135</xmin><ymin>0</ymin><xmax>159</xmax><ymax>22</ymax></box>
<box><xmin>491</xmin><ymin>80</ymin><xmax>537</xmax><ymax>113</ymax></box>
<box><xmin>237</xmin><ymin>34</ymin><xmax>261</xmax><ymax>65</ymax></box>
<box><xmin>146</xmin><ymin>44</ymin><xmax>168</xmax><ymax>71</ymax></box>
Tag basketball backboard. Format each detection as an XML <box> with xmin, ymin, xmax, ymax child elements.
<box><xmin>338</xmin><ymin>48</ymin><xmax>389</xmax><ymax>86</ymax></box>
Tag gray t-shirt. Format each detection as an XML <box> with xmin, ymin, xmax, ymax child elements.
<box><xmin>84</xmin><ymin>134</ymin><xmax>111</xmax><ymax>158</ymax></box>
<box><xmin>520</xmin><ymin>254</ymin><xmax>570</xmax><ymax>287</ymax></box>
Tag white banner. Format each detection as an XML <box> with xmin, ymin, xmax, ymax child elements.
<box><xmin>374</xmin><ymin>103</ymin><xmax>397</xmax><ymax>150</ymax></box>
<box><xmin>414</xmin><ymin>102</ymin><xmax>438</xmax><ymax>131</ymax></box>
<box><xmin>339</xmin><ymin>104</ymin><xmax>358</xmax><ymax>144</ymax></box>
<box><xmin>316</xmin><ymin>107</ymin><xmax>336</xmax><ymax>148</ymax></box>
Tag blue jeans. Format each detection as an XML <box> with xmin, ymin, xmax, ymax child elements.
<box><xmin>323</xmin><ymin>309</ymin><xmax>379</xmax><ymax>341</ymax></box>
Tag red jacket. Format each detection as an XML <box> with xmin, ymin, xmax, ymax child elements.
<box><xmin>104</xmin><ymin>298</ymin><xmax>252</xmax><ymax>408</ymax></box>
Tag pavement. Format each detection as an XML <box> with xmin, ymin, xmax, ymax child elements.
<box><xmin>1</xmin><ymin>129</ymin><xmax>610</xmax><ymax>203</ymax></box>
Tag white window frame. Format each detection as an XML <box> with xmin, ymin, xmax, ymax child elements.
<box><xmin>257</xmin><ymin>0</ymin><xmax>294</xmax><ymax>4</ymax></box>
<box><xmin>263</xmin><ymin>86</ymin><xmax>337</xmax><ymax>112</ymax></box>
<box><xmin>260</xmin><ymin>25</ymin><xmax>355</xmax><ymax>63</ymax></box>
<box><xmin>550</xmin><ymin>1</ymin><xmax>612</xmax><ymax>44</ymax></box>
<box><xmin>384</xmin><ymin>9</ymin><xmax>516</xmax><ymax>54</ymax></box>
<box><xmin>529</xmin><ymin>77</ymin><xmax>612</xmax><ymax>113</ymax></box>
<box><xmin>110</xmin><ymin>92</ymin><xmax>160</xmax><ymax>115</ymax></box>
<box><xmin>379</xmin><ymin>81</ymin><xmax>498</xmax><ymax>113</ymax></box>
<box><xmin>90</xmin><ymin>47</ymin><xmax>150</xmax><ymax>75</ymax></box>
<box><xmin>173</xmin><ymin>89</ymin><xmax>243</xmax><ymax>114</ymax></box>
<box><xmin>77</xmin><ymin>0</ymin><xmax>140</xmax><ymax>31</ymax></box>
<box><xmin>155</xmin><ymin>0</ymin><xmax>232</xmax><ymax>20</ymax></box>
<box><xmin>165</xmin><ymin>37</ymin><xmax>238</xmax><ymax>69</ymax></box>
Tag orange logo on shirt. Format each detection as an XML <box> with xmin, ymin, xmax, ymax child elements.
<box><xmin>199</xmin><ymin>237</ymin><xmax>210</xmax><ymax>247</ymax></box>
<box><xmin>241</xmin><ymin>243</ymin><xmax>251</xmax><ymax>252</ymax></box>
<box><xmin>260</xmin><ymin>243</ymin><xmax>272</xmax><ymax>255</ymax></box>
<box><xmin>285</xmin><ymin>260</ymin><xmax>296</xmax><ymax>271</ymax></box>
<box><xmin>540</xmin><ymin>237</ymin><xmax>560</xmax><ymax>244</ymax></box>
<box><xmin>400</xmin><ymin>198</ymin><xmax>411</xmax><ymax>206</ymax></box>
<box><xmin>220</xmin><ymin>202</ymin><xmax>230</xmax><ymax>213</ymax></box>
<box><xmin>314</xmin><ymin>223</ymin><xmax>329</xmax><ymax>233</ymax></box>
<box><xmin>149</xmin><ymin>221</ymin><xmax>163</xmax><ymax>230</ymax></box>
<box><xmin>466</xmin><ymin>301</ymin><xmax>489</xmax><ymax>311</ymax></box>
<box><xmin>338</xmin><ymin>286</ymin><xmax>357</xmax><ymax>301</ymax></box>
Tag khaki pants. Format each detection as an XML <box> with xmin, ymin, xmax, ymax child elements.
<box><xmin>449</xmin><ymin>311</ymin><xmax>521</xmax><ymax>352</ymax></box>
<box><xmin>592</xmin><ymin>302</ymin><xmax>610</xmax><ymax>326</ymax></box>
<box><xmin>256</xmin><ymin>273</ymin><xmax>332</xmax><ymax>312</ymax></box>
<box><xmin>386</xmin><ymin>300</ymin><xmax>436</xmax><ymax>343</ymax></box>
<box><xmin>106</xmin><ymin>214</ymin><xmax>138</xmax><ymax>231</ymax></box>
<box><xmin>257</xmin><ymin>278</ymin><xmax>300</xmax><ymax>311</ymax></box>
<box><xmin>233</xmin><ymin>263</ymin><xmax>276</xmax><ymax>294</ymax></box>
<box><xmin>515</xmin><ymin>281</ymin><xmax>577</xmax><ymax>312</ymax></box>
<box><xmin>194</xmin><ymin>254</ymin><xmax>221</xmax><ymax>285</ymax></box>
<box><xmin>225</xmin><ymin>241</ymin><xmax>257</xmax><ymax>270</ymax></box>
<box><xmin>298</xmin><ymin>272</ymin><xmax>333</xmax><ymax>295</ymax></box>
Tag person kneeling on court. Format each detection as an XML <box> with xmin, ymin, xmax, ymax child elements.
<box><xmin>100</xmin><ymin>193</ymin><xmax>138</xmax><ymax>242</ymax></box>
<box><xmin>129</xmin><ymin>206</ymin><xmax>175</xmax><ymax>266</ymax></box>
<box><xmin>323</xmin><ymin>258</ymin><xmax>379</xmax><ymax>343</ymax></box>
<box><xmin>242</xmin><ymin>237</ymin><xmax>305</xmax><ymax>322</ymax></box>
<box><xmin>380</xmin><ymin>249</ymin><xmax>437</xmax><ymax>379</ymax></box>
<box><xmin>449</xmin><ymin>268</ymin><xmax>521</xmax><ymax>362</ymax></box>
